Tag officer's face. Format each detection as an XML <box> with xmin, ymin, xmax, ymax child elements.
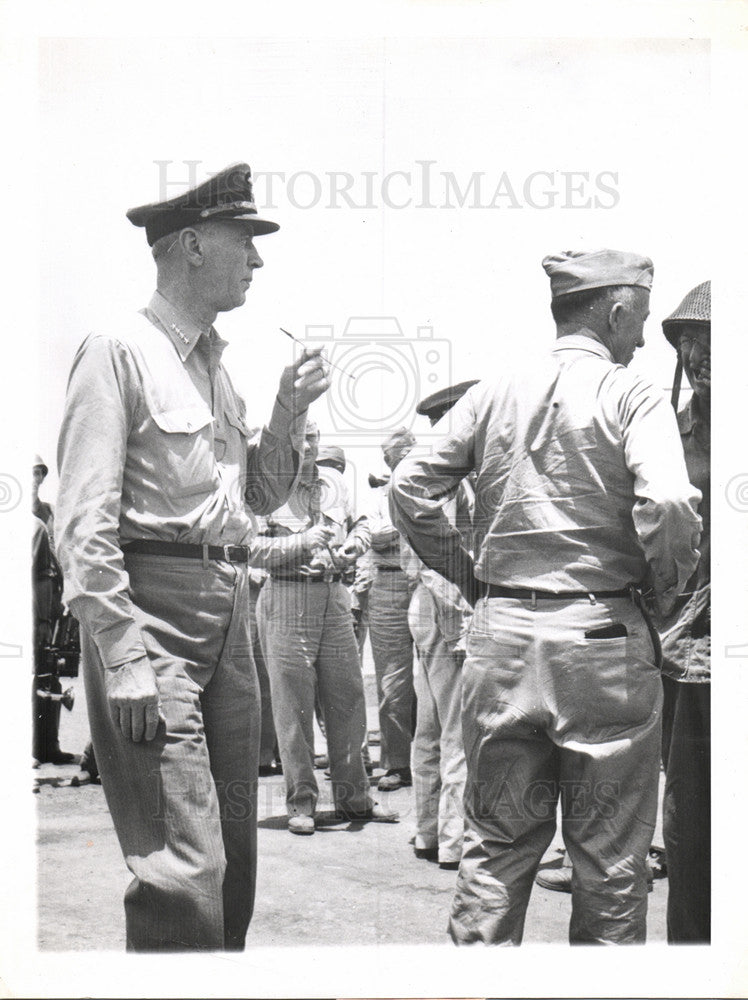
<box><xmin>32</xmin><ymin>466</ymin><xmax>45</xmax><ymax>497</ymax></box>
<box><xmin>610</xmin><ymin>288</ymin><xmax>650</xmax><ymax>366</ymax></box>
<box><xmin>678</xmin><ymin>324</ymin><xmax>711</xmax><ymax>401</ymax></box>
<box><xmin>199</xmin><ymin>221</ymin><xmax>264</xmax><ymax>313</ymax></box>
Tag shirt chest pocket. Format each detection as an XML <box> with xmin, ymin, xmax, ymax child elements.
<box><xmin>149</xmin><ymin>405</ymin><xmax>217</xmax><ymax>499</ymax></box>
<box><xmin>213</xmin><ymin>409</ymin><xmax>251</xmax><ymax>464</ymax></box>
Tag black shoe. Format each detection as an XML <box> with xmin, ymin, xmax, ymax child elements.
<box><xmin>414</xmin><ymin>846</ymin><xmax>439</xmax><ymax>862</ymax></box>
<box><xmin>45</xmin><ymin>750</ymin><xmax>77</xmax><ymax>765</ymax></box>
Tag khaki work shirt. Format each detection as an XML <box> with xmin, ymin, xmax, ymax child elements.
<box><xmin>56</xmin><ymin>291</ymin><xmax>305</xmax><ymax>669</ymax></box>
<box><xmin>391</xmin><ymin>334</ymin><xmax>701</xmax><ymax>612</ymax></box>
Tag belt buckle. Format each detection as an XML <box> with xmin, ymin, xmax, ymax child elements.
<box><xmin>224</xmin><ymin>544</ymin><xmax>238</xmax><ymax>563</ymax></box>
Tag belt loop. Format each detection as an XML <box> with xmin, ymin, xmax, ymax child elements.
<box><xmin>588</xmin><ymin>592</ymin><xmax>597</xmax><ymax>605</ymax></box>
<box><xmin>202</xmin><ymin>544</ymin><xmax>209</xmax><ymax>570</ymax></box>
<box><xmin>531</xmin><ymin>590</ymin><xmax>537</xmax><ymax>610</ymax></box>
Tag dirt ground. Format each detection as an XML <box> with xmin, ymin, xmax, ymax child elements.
<box><xmin>35</xmin><ymin>665</ymin><xmax>667</xmax><ymax>950</ymax></box>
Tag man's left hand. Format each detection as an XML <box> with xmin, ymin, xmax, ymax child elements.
<box><xmin>277</xmin><ymin>347</ymin><xmax>331</xmax><ymax>413</ymax></box>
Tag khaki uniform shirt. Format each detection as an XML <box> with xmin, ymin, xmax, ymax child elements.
<box><xmin>56</xmin><ymin>291</ymin><xmax>305</xmax><ymax>669</ymax></box>
<box><xmin>391</xmin><ymin>334</ymin><xmax>701</xmax><ymax>612</ymax></box>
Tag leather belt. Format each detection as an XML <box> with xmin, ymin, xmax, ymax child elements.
<box><xmin>482</xmin><ymin>583</ymin><xmax>633</xmax><ymax>602</ymax></box>
<box><xmin>271</xmin><ymin>574</ymin><xmax>343</xmax><ymax>584</ymax></box>
<box><xmin>376</xmin><ymin>565</ymin><xmax>402</xmax><ymax>572</ymax></box>
<box><xmin>122</xmin><ymin>539</ymin><xmax>249</xmax><ymax>563</ymax></box>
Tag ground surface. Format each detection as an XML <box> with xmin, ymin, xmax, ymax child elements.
<box><xmin>35</xmin><ymin>660</ymin><xmax>667</xmax><ymax>950</ymax></box>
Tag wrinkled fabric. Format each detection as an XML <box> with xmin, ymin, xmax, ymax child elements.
<box><xmin>250</xmin><ymin>465</ymin><xmax>369</xmax><ymax>576</ymax></box>
<box><xmin>392</xmin><ymin>335</ymin><xmax>701</xmax><ymax>613</ymax></box>
<box><xmin>256</xmin><ymin>579</ymin><xmax>371</xmax><ymax>816</ymax></box>
<box><xmin>659</xmin><ymin>399</ymin><xmax>710</xmax><ymax>683</ymax></box>
<box><xmin>409</xmin><ymin>582</ymin><xmax>466</xmax><ymax>864</ymax></box>
<box><xmin>82</xmin><ymin>554</ymin><xmax>259</xmax><ymax>951</ymax></box>
<box><xmin>449</xmin><ymin>594</ymin><xmax>662</xmax><ymax>945</ymax></box>
<box><xmin>366</xmin><ymin>482</ymin><xmax>403</xmax><ymax>569</ymax></box>
<box><xmin>249</xmin><ymin>577</ymin><xmax>277</xmax><ymax>767</ymax></box>
<box><xmin>56</xmin><ymin>291</ymin><xmax>305</xmax><ymax>669</ymax></box>
<box><xmin>661</xmin><ymin>677</ymin><xmax>711</xmax><ymax>943</ymax></box>
<box><xmin>368</xmin><ymin>568</ymin><xmax>416</xmax><ymax>770</ymax></box>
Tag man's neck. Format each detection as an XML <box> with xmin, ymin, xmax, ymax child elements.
<box><xmin>157</xmin><ymin>277</ymin><xmax>217</xmax><ymax>331</ymax></box>
<box><xmin>691</xmin><ymin>392</ymin><xmax>711</xmax><ymax>429</ymax></box>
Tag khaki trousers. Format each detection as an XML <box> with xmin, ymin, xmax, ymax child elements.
<box><xmin>449</xmin><ymin>594</ymin><xmax>662</xmax><ymax>945</ymax></box>
<box><xmin>83</xmin><ymin>553</ymin><xmax>260</xmax><ymax>951</ymax></box>
<box><xmin>409</xmin><ymin>582</ymin><xmax>466</xmax><ymax>864</ymax></box>
<box><xmin>256</xmin><ymin>579</ymin><xmax>371</xmax><ymax>817</ymax></box>
<box><xmin>368</xmin><ymin>568</ymin><xmax>416</xmax><ymax>770</ymax></box>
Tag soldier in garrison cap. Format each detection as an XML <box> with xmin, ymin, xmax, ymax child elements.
<box><xmin>55</xmin><ymin>162</ymin><xmax>330</xmax><ymax>951</ymax></box>
<box><xmin>659</xmin><ymin>281</ymin><xmax>711</xmax><ymax>944</ymax></box>
<box><xmin>250</xmin><ymin>423</ymin><xmax>394</xmax><ymax>834</ymax></box>
<box><xmin>391</xmin><ymin>249</ymin><xmax>702</xmax><ymax>945</ymax></box>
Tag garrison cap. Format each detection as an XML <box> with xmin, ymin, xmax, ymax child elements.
<box><xmin>542</xmin><ymin>248</ymin><xmax>654</xmax><ymax>299</ymax></box>
<box><xmin>416</xmin><ymin>380</ymin><xmax>479</xmax><ymax>422</ymax></box>
<box><xmin>381</xmin><ymin>427</ymin><xmax>416</xmax><ymax>452</ymax></box>
<box><xmin>317</xmin><ymin>444</ymin><xmax>347</xmax><ymax>473</ymax></box>
<box><xmin>126</xmin><ymin>162</ymin><xmax>280</xmax><ymax>246</ymax></box>
<box><xmin>662</xmin><ymin>280</ymin><xmax>710</xmax><ymax>349</ymax></box>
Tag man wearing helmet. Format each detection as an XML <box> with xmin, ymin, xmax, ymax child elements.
<box><xmin>659</xmin><ymin>280</ymin><xmax>711</xmax><ymax>944</ymax></box>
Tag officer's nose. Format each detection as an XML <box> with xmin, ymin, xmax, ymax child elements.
<box><xmin>248</xmin><ymin>247</ymin><xmax>264</xmax><ymax>270</ymax></box>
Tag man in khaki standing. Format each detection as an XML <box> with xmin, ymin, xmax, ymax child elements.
<box><xmin>392</xmin><ymin>249</ymin><xmax>701</xmax><ymax>944</ymax></box>
<box><xmin>56</xmin><ymin>162</ymin><xmax>330</xmax><ymax>950</ymax></box>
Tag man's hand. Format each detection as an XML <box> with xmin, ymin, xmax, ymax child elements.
<box><xmin>303</xmin><ymin>523</ymin><xmax>336</xmax><ymax>554</ymax></box>
<box><xmin>277</xmin><ymin>347</ymin><xmax>331</xmax><ymax>413</ymax></box>
<box><xmin>104</xmin><ymin>656</ymin><xmax>162</xmax><ymax>743</ymax></box>
<box><xmin>330</xmin><ymin>540</ymin><xmax>360</xmax><ymax>570</ymax></box>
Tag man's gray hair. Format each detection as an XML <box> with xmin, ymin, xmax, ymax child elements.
<box><xmin>551</xmin><ymin>284</ymin><xmax>640</xmax><ymax>326</ymax></box>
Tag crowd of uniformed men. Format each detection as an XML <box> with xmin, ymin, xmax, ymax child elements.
<box><xmin>33</xmin><ymin>161</ymin><xmax>710</xmax><ymax>949</ymax></box>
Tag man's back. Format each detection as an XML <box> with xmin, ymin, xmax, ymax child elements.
<box><xmin>395</xmin><ymin>334</ymin><xmax>700</xmax><ymax>608</ymax></box>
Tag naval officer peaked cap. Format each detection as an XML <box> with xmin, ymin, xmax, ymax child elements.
<box><xmin>542</xmin><ymin>248</ymin><xmax>654</xmax><ymax>299</ymax></box>
<box><xmin>416</xmin><ymin>380</ymin><xmax>479</xmax><ymax>422</ymax></box>
<box><xmin>126</xmin><ymin>162</ymin><xmax>280</xmax><ymax>246</ymax></box>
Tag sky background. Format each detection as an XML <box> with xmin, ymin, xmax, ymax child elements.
<box><xmin>34</xmin><ymin>35</ymin><xmax>710</xmax><ymax>511</ymax></box>
<box><xmin>4</xmin><ymin>5</ymin><xmax>747</xmax><ymax>996</ymax></box>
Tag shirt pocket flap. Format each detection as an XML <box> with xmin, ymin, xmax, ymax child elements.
<box><xmin>151</xmin><ymin>406</ymin><xmax>214</xmax><ymax>435</ymax></box>
<box><xmin>224</xmin><ymin>411</ymin><xmax>252</xmax><ymax>438</ymax></box>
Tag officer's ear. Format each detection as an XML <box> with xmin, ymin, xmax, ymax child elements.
<box><xmin>607</xmin><ymin>300</ymin><xmax>626</xmax><ymax>334</ymax></box>
<box><xmin>179</xmin><ymin>228</ymin><xmax>205</xmax><ymax>267</ymax></box>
